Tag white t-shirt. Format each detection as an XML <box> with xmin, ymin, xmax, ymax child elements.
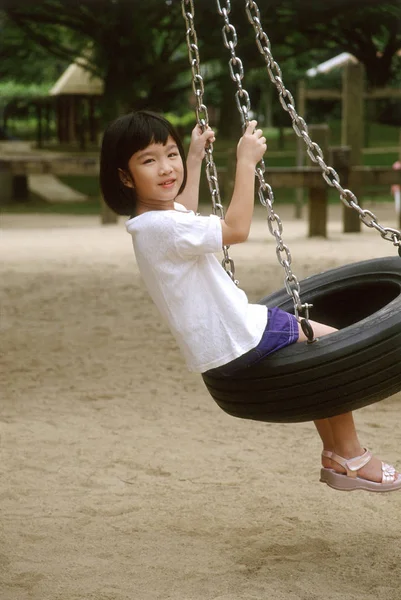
<box><xmin>126</xmin><ymin>203</ymin><xmax>267</xmax><ymax>373</ymax></box>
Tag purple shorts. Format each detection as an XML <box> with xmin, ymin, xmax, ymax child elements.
<box><xmin>206</xmin><ymin>307</ymin><xmax>299</xmax><ymax>377</ymax></box>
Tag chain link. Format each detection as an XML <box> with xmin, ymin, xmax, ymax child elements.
<box><xmin>216</xmin><ymin>0</ymin><xmax>311</xmax><ymax>319</ymax></box>
<box><xmin>181</xmin><ymin>0</ymin><xmax>239</xmax><ymax>284</ymax></box>
<box><xmin>245</xmin><ymin>0</ymin><xmax>401</xmax><ymax>253</ymax></box>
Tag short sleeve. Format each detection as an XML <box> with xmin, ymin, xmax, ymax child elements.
<box><xmin>173</xmin><ymin>212</ymin><xmax>222</xmax><ymax>258</ymax></box>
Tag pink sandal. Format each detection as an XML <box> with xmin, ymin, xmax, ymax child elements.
<box><xmin>320</xmin><ymin>448</ymin><xmax>401</xmax><ymax>492</ymax></box>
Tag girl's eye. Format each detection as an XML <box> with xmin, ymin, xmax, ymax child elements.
<box><xmin>168</xmin><ymin>152</ymin><xmax>179</xmax><ymax>158</ymax></box>
<box><xmin>143</xmin><ymin>158</ymin><xmax>154</xmax><ymax>164</ymax></box>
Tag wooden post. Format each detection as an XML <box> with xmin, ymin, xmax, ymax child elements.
<box><xmin>0</xmin><ymin>163</ymin><xmax>12</xmax><ymax>204</ymax></box>
<box><xmin>341</xmin><ymin>61</ymin><xmax>364</xmax><ymax>232</ymax></box>
<box><xmin>56</xmin><ymin>97</ymin><xmax>62</xmax><ymax>143</ymax></box>
<box><xmin>295</xmin><ymin>79</ymin><xmax>306</xmax><ymax>219</ymax></box>
<box><xmin>263</xmin><ymin>83</ymin><xmax>273</xmax><ymax>128</ymax></box>
<box><xmin>88</xmin><ymin>97</ymin><xmax>97</xmax><ymax>144</ymax></box>
<box><xmin>36</xmin><ymin>102</ymin><xmax>43</xmax><ymax>149</ymax></box>
<box><xmin>12</xmin><ymin>175</ymin><xmax>29</xmax><ymax>201</ymax></box>
<box><xmin>59</xmin><ymin>96</ymin><xmax>67</xmax><ymax>143</ymax></box>
<box><xmin>330</xmin><ymin>146</ymin><xmax>351</xmax><ymax>220</ymax></box>
<box><xmin>77</xmin><ymin>96</ymin><xmax>86</xmax><ymax>151</ymax></box>
<box><xmin>307</xmin><ymin>124</ymin><xmax>329</xmax><ymax>237</ymax></box>
<box><xmin>44</xmin><ymin>101</ymin><xmax>52</xmax><ymax>143</ymax></box>
<box><xmin>67</xmin><ymin>97</ymin><xmax>75</xmax><ymax>143</ymax></box>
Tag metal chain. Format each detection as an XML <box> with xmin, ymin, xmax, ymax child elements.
<box><xmin>244</xmin><ymin>0</ymin><xmax>401</xmax><ymax>255</ymax></box>
<box><xmin>216</xmin><ymin>0</ymin><xmax>312</xmax><ymax>322</ymax></box>
<box><xmin>181</xmin><ymin>0</ymin><xmax>238</xmax><ymax>284</ymax></box>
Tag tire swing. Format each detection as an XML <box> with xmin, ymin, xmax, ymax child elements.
<box><xmin>181</xmin><ymin>0</ymin><xmax>401</xmax><ymax>423</ymax></box>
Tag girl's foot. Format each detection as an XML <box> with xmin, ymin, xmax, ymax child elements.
<box><xmin>320</xmin><ymin>448</ymin><xmax>401</xmax><ymax>492</ymax></box>
<box><xmin>322</xmin><ymin>448</ymin><xmax>399</xmax><ymax>482</ymax></box>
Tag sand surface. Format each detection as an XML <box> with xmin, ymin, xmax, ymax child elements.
<box><xmin>1</xmin><ymin>202</ymin><xmax>400</xmax><ymax>600</ymax></box>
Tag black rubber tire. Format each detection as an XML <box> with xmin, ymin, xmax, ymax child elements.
<box><xmin>202</xmin><ymin>256</ymin><xmax>401</xmax><ymax>423</ymax></box>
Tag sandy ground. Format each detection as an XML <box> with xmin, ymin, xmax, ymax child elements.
<box><xmin>1</xmin><ymin>202</ymin><xmax>401</xmax><ymax>600</ymax></box>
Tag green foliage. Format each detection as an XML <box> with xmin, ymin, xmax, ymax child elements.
<box><xmin>163</xmin><ymin>111</ymin><xmax>195</xmax><ymax>129</ymax></box>
<box><xmin>0</xmin><ymin>81</ymin><xmax>51</xmax><ymax>99</ymax></box>
<box><xmin>0</xmin><ymin>12</ymin><xmax>72</xmax><ymax>84</ymax></box>
<box><xmin>1</xmin><ymin>0</ymin><xmax>400</xmax><ymax>128</ymax></box>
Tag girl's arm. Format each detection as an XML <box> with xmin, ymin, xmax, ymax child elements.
<box><xmin>221</xmin><ymin>120</ymin><xmax>266</xmax><ymax>246</ymax></box>
<box><xmin>177</xmin><ymin>125</ymin><xmax>215</xmax><ymax>213</ymax></box>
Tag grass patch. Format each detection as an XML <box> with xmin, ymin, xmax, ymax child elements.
<box><xmin>362</xmin><ymin>152</ymin><xmax>399</xmax><ymax>167</ymax></box>
<box><xmin>58</xmin><ymin>176</ymin><xmax>102</xmax><ymax>197</ymax></box>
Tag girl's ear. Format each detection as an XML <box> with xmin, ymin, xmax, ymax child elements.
<box><xmin>118</xmin><ymin>168</ymin><xmax>134</xmax><ymax>189</ymax></box>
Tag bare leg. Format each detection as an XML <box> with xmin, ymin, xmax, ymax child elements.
<box><xmin>314</xmin><ymin>418</ymin><xmax>335</xmax><ymax>468</ymax></box>
<box><xmin>297</xmin><ymin>320</ymin><xmax>399</xmax><ymax>482</ymax></box>
<box><xmin>297</xmin><ymin>319</ymin><xmax>338</xmax><ymax>468</ymax></box>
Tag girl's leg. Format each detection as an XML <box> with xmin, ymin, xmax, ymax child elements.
<box><xmin>297</xmin><ymin>319</ymin><xmax>338</xmax><ymax>467</ymax></box>
<box><xmin>314</xmin><ymin>418</ymin><xmax>335</xmax><ymax>468</ymax></box>
<box><xmin>297</xmin><ymin>320</ymin><xmax>399</xmax><ymax>482</ymax></box>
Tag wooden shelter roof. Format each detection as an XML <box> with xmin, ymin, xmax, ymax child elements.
<box><xmin>49</xmin><ymin>59</ymin><xmax>103</xmax><ymax>96</ymax></box>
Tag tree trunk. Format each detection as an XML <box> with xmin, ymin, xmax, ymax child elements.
<box><xmin>218</xmin><ymin>76</ymin><xmax>242</xmax><ymax>140</ymax></box>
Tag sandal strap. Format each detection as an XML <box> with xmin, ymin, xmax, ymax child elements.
<box><xmin>321</xmin><ymin>450</ymin><xmax>333</xmax><ymax>459</ymax></box>
<box><xmin>330</xmin><ymin>448</ymin><xmax>372</xmax><ymax>478</ymax></box>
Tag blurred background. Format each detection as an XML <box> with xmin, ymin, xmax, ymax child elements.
<box><xmin>0</xmin><ymin>0</ymin><xmax>400</xmax><ymax>220</ymax></box>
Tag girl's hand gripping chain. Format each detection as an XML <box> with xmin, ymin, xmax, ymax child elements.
<box><xmin>187</xmin><ymin>125</ymin><xmax>216</xmax><ymax>161</ymax></box>
<box><xmin>178</xmin><ymin>125</ymin><xmax>215</xmax><ymax>212</ymax></box>
<box><xmin>221</xmin><ymin>121</ymin><xmax>266</xmax><ymax>246</ymax></box>
<box><xmin>237</xmin><ymin>120</ymin><xmax>266</xmax><ymax>167</ymax></box>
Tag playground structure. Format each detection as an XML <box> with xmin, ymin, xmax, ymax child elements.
<box><xmin>0</xmin><ymin>143</ymin><xmax>400</xmax><ymax>229</ymax></box>
<box><xmin>296</xmin><ymin>57</ymin><xmax>401</xmax><ymax>232</ymax></box>
<box><xmin>0</xmin><ymin>53</ymin><xmax>400</xmax><ymax>230</ymax></box>
<box><xmin>28</xmin><ymin>173</ymin><xmax>88</xmax><ymax>204</ymax></box>
<box><xmin>49</xmin><ymin>57</ymin><xmax>103</xmax><ymax>148</ymax></box>
<box><xmin>1</xmin><ymin>57</ymin><xmax>102</xmax><ymax>150</ymax></box>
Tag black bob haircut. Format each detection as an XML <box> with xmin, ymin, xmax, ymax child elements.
<box><xmin>99</xmin><ymin>110</ymin><xmax>187</xmax><ymax>216</ymax></box>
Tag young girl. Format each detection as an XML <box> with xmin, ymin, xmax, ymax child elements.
<box><xmin>100</xmin><ymin>110</ymin><xmax>400</xmax><ymax>493</ymax></box>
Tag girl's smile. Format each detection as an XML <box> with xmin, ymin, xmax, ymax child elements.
<box><xmin>160</xmin><ymin>178</ymin><xmax>176</xmax><ymax>188</ymax></box>
<box><xmin>125</xmin><ymin>136</ymin><xmax>184</xmax><ymax>212</ymax></box>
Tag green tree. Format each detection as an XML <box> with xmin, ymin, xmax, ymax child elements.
<box><xmin>0</xmin><ymin>13</ymin><xmax>72</xmax><ymax>83</ymax></box>
<box><xmin>3</xmin><ymin>1</ymin><xmax>192</xmax><ymax>121</ymax></box>
<box><xmin>2</xmin><ymin>0</ymin><xmax>400</xmax><ymax>127</ymax></box>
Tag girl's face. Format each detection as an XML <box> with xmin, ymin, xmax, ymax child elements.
<box><xmin>125</xmin><ymin>136</ymin><xmax>184</xmax><ymax>211</ymax></box>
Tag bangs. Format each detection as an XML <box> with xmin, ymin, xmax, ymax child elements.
<box><xmin>114</xmin><ymin>112</ymin><xmax>175</xmax><ymax>169</ymax></box>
